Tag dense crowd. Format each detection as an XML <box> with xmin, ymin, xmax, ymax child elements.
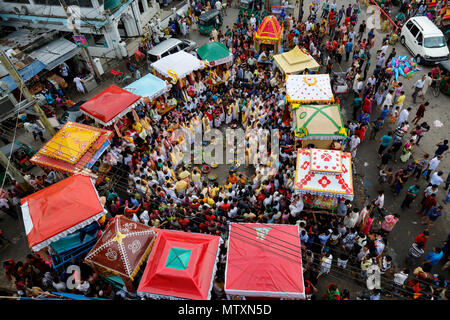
<box><xmin>0</xmin><ymin>0</ymin><xmax>449</xmax><ymax>300</ymax></box>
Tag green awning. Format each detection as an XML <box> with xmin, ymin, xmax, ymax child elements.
<box><xmin>197</xmin><ymin>42</ymin><xmax>233</xmax><ymax>66</ymax></box>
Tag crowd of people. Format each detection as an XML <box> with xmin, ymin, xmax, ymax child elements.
<box><xmin>0</xmin><ymin>0</ymin><xmax>449</xmax><ymax>300</ymax></box>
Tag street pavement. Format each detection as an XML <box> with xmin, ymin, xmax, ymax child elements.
<box><xmin>0</xmin><ymin>1</ymin><xmax>449</xmax><ymax>298</ymax></box>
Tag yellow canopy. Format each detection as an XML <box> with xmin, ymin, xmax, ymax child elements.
<box><xmin>39</xmin><ymin>122</ymin><xmax>101</xmax><ymax>164</ymax></box>
<box><xmin>273</xmin><ymin>46</ymin><xmax>320</xmax><ymax>75</ymax></box>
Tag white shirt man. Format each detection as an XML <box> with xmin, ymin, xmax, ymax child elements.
<box><xmin>381</xmin><ymin>43</ymin><xmax>389</xmax><ymax>55</ymax></box>
<box><xmin>393</xmin><ymin>270</ymin><xmax>409</xmax><ymax>286</ymax></box>
<box><xmin>249</xmin><ymin>15</ymin><xmax>257</xmax><ymax>29</ymax></box>
<box><xmin>428</xmin><ymin>156</ymin><xmax>441</xmax><ymax>171</ymax></box>
<box><xmin>350</xmin><ymin>135</ymin><xmax>361</xmax><ymax>157</ymax></box>
<box><xmin>430</xmin><ymin>172</ymin><xmax>444</xmax><ymax>186</ymax></box>
<box><xmin>374</xmin><ymin>193</ymin><xmax>384</xmax><ymax>209</ymax></box>
<box><xmin>215</xmin><ymin>0</ymin><xmax>222</xmax><ymax>10</ymax></box>
<box><xmin>397</xmin><ymin>108</ymin><xmax>410</xmax><ymax>126</ymax></box>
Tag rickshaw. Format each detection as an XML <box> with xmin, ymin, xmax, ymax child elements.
<box><xmin>239</xmin><ymin>0</ymin><xmax>261</xmax><ymax>16</ymax></box>
<box><xmin>198</xmin><ymin>9</ymin><xmax>223</xmax><ymax>35</ymax></box>
<box><xmin>0</xmin><ymin>141</ymin><xmax>35</xmax><ymax>173</ymax></box>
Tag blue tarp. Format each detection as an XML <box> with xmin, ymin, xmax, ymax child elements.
<box><xmin>50</xmin><ymin>292</ymin><xmax>110</xmax><ymax>300</ymax></box>
<box><xmin>50</xmin><ymin>223</ymin><xmax>99</xmax><ymax>255</ymax></box>
<box><xmin>0</xmin><ymin>60</ymin><xmax>47</xmax><ymax>92</ymax></box>
<box><xmin>124</xmin><ymin>73</ymin><xmax>169</xmax><ymax>100</ymax></box>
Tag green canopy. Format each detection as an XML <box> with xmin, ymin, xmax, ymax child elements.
<box><xmin>197</xmin><ymin>42</ymin><xmax>233</xmax><ymax>67</ymax></box>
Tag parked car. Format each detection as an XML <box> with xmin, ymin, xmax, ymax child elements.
<box><xmin>400</xmin><ymin>16</ymin><xmax>449</xmax><ymax>65</ymax></box>
<box><xmin>146</xmin><ymin>38</ymin><xmax>197</xmax><ymax>65</ymax></box>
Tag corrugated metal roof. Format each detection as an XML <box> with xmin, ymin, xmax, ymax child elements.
<box><xmin>29</xmin><ymin>38</ymin><xmax>81</xmax><ymax>70</ymax></box>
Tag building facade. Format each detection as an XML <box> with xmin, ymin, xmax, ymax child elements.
<box><xmin>0</xmin><ymin>0</ymin><xmax>160</xmax><ymax>58</ymax></box>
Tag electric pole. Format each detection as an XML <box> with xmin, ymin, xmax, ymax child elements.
<box><xmin>59</xmin><ymin>0</ymin><xmax>102</xmax><ymax>81</ymax></box>
<box><xmin>0</xmin><ymin>50</ymin><xmax>56</xmax><ymax>137</ymax></box>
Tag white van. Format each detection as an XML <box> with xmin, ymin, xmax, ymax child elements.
<box><xmin>146</xmin><ymin>38</ymin><xmax>197</xmax><ymax>64</ymax></box>
<box><xmin>400</xmin><ymin>16</ymin><xmax>449</xmax><ymax>65</ymax></box>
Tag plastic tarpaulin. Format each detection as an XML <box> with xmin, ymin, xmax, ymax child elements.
<box><xmin>0</xmin><ymin>60</ymin><xmax>47</xmax><ymax>92</ymax></box>
<box><xmin>80</xmin><ymin>85</ymin><xmax>142</xmax><ymax>126</ymax></box>
<box><xmin>137</xmin><ymin>229</ymin><xmax>221</xmax><ymax>300</ymax></box>
<box><xmin>151</xmin><ymin>51</ymin><xmax>205</xmax><ymax>80</ymax></box>
<box><xmin>20</xmin><ymin>175</ymin><xmax>106</xmax><ymax>252</ymax></box>
<box><xmin>294</xmin><ymin>148</ymin><xmax>354</xmax><ymax>200</ymax></box>
<box><xmin>124</xmin><ymin>73</ymin><xmax>170</xmax><ymax>101</ymax></box>
<box><xmin>225</xmin><ymin>223</ymin><xmax>305</xmax><ymax>299</ymax></box>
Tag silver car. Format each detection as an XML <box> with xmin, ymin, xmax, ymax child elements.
<box><xmin>147</xmin><ymin>38</ymin><xmax>197</xmax><ymax>64</ymax></box>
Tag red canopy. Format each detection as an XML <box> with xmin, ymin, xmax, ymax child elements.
<box><xmin>254</xmin><ymin>15</ymin><xmax>283</xmax><ymax>42</ymax></box>
<box><xmin>20</xmin><ymin>175</ymin><xmax>105</xmax><ymax>252</ymax></box>
<box><xmin>137</xmin><ymin>230</ymin><xmax>221</xmax><ymax>300</ymax></box>
<box><xmin>225</xmin><ymin>223</ymin><xmax>305</xmax><ymax>299</ymax></box>
<box><xmin>80</xmin><ymin>85</ymin><xmax>141</xmax><ymax>126</ymax></box>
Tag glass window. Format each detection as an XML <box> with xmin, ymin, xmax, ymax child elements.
<box><xmin>168</xmin><ymin>46</ymin><xmax>178</xmax><ymax>54</ymax></box>
<box><xmin>416</xmin><ymin>32</ymin><xmax>423</xmax><ymax>44</ymax></box>
<box><xmin>406</xmin><ymin>21</ymin><xmax>413</xmax><ymax>30</ymax></box>
<box><xmin>410</xmin><ymin>25</ymin><xmax>419</xmax><ymax>37</ymax></box>
<box><xmin>178</xmin><ymin>42</ymin><xmax>188</xmax><ymax>50</ymax></box>
<box><xmin>424</xmin><ymin>36</ymin><xmax>446</xmax><ymax>48</ymax></box>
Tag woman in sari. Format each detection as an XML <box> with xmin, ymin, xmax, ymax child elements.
<box><xmin>400</xmin><ymin>139</ymin><xmax>414</xmax><ymax>163</ymax></box>
<box><xmin>360</xmin><ymin>211</ymin><xmax>374</xmax><ymax>235</ymax></box>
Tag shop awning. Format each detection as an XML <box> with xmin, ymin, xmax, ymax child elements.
<box><xmin>20</xmin><ymin>175</ymin><xmax>106</xmax><ymax>252</ymax></box>
<box><xmin>0</xmin><ymin>60</ymin><xmax>47</xmax><ymax>92</ymax></box>
<box><xmin>30</xmin><ymin>38</ymin><xmax>81</xmax><ymax>71</ymax></box>
<box><xmin>225</xmin><ymin>223</ymin><xmax>305</xmax><ymax>299</ymax></box>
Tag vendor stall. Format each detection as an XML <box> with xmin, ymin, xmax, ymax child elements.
<box><xmin>293</xmin><ymin>104</ymin><xmax>346</xmax><ymax>149</ymax></box>
<box><xmin>80</xmin><ymin>84</ymin><xmax>143</xmax><ymax>126</ymax></box>
<box><xmin>196</xmin><ymin>42</ymin><xmax>233</xmax><ymax>88</ymax></box>
<box><xmin>151</xmin><ymin>51</ymin><xmax>205</xmax><ymax>105</ymax></box>
<box><xmin>137</xmin><ymin>229</ymin><xmax>222</xmax><ymax>300</ymax></box>
<box><xmin>20</xmin><ymin>175</ymin><xmax>107</xmax><ymax>268</ymax></box>
<box><xmin>253</xmin><ymin>15</ymin><xmax>283</xmax><ymax>54</ymax></box>
<box><xmin>225</xmin><ymin>223</ymin><xmax>305</xmax><ymax>299</ymax></box>
<box><xmin>294</xmin><ymin>148</ymin><xmax>354</xmax><ymax>210</ymax></box>
<box><xmin>30</xmin><ymin>121</ymin><xmax>113</xmax><ymax>176</ymax></box>
<box><xmin>273</xmin><ymin>46</ymin><xmax>320</xmax><ymax>75</ymax></box>
<box><xmin>85</xmin><ymin>216</ymin><xmax>156</xmax><ymax>292</ymax></box>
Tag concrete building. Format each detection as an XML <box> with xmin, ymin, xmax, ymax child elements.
<box><xmin>0</xmin><ymin>0</ymin><xmax>161</xmax><ymax>59</ymax></box>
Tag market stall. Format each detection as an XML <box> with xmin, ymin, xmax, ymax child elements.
<box><xmin>294</xmin><ymin>148</ymin><xmax>354</xmax><ymax>210</ymax></box>
<box><xmin>225</xmin><ymin>223</ymin><xmax>305</xmax><ymax>299</ymax></box>
<box><xmin>30</xmin><ymin>121</ymin><xmax>113</xmax><ymax>177</ymax></box>
<box><xmin>150</xmin><ymin>50</ymin><xmax>205</xmax><ymax>105</ymax></box>
<box><xmin>137</xmin><ymin>229</ymin><xmax>222</xmax><ymax>300</ymax></box>
<box><xmin>283</xmin><ymin>74</ymin><xmax>334</xmax><ymax>126</ymax></box>
<box><xmin>292</xmin><ymin>104</ymin><xmax>346</xmax><ymax>149</ymax></box>
<box><xmin>273</xmin><ymin>46</ymin><xmax>320</xmax><ymax>76</ymax></box>
<box><xmin>80</xmin><ymin>84</ymin><xmax>143</xmax><ymax>126</ymax></box>
<box><xmin>20</xmin><ymin>175</ymin><xmax>107</xmax><ymax>268</ymax></box>
<box><xmin>124</xmin><ymin>73</ymin><xmax>172</xmax><ymax>115</ymax></box>
<box><xmin>196</xmin><ymin>42</ymin><xmax>233</xmax><ymax>88</ymax></box>
<box><xmin>84</xmin><ymin>216</ymin><xmax>156</xmax><ymax>292</ymax></box>
<box><xmin>253</xmin><ymin>15</ymin><xmax>283</xmax><ymax>55</ymax></box>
